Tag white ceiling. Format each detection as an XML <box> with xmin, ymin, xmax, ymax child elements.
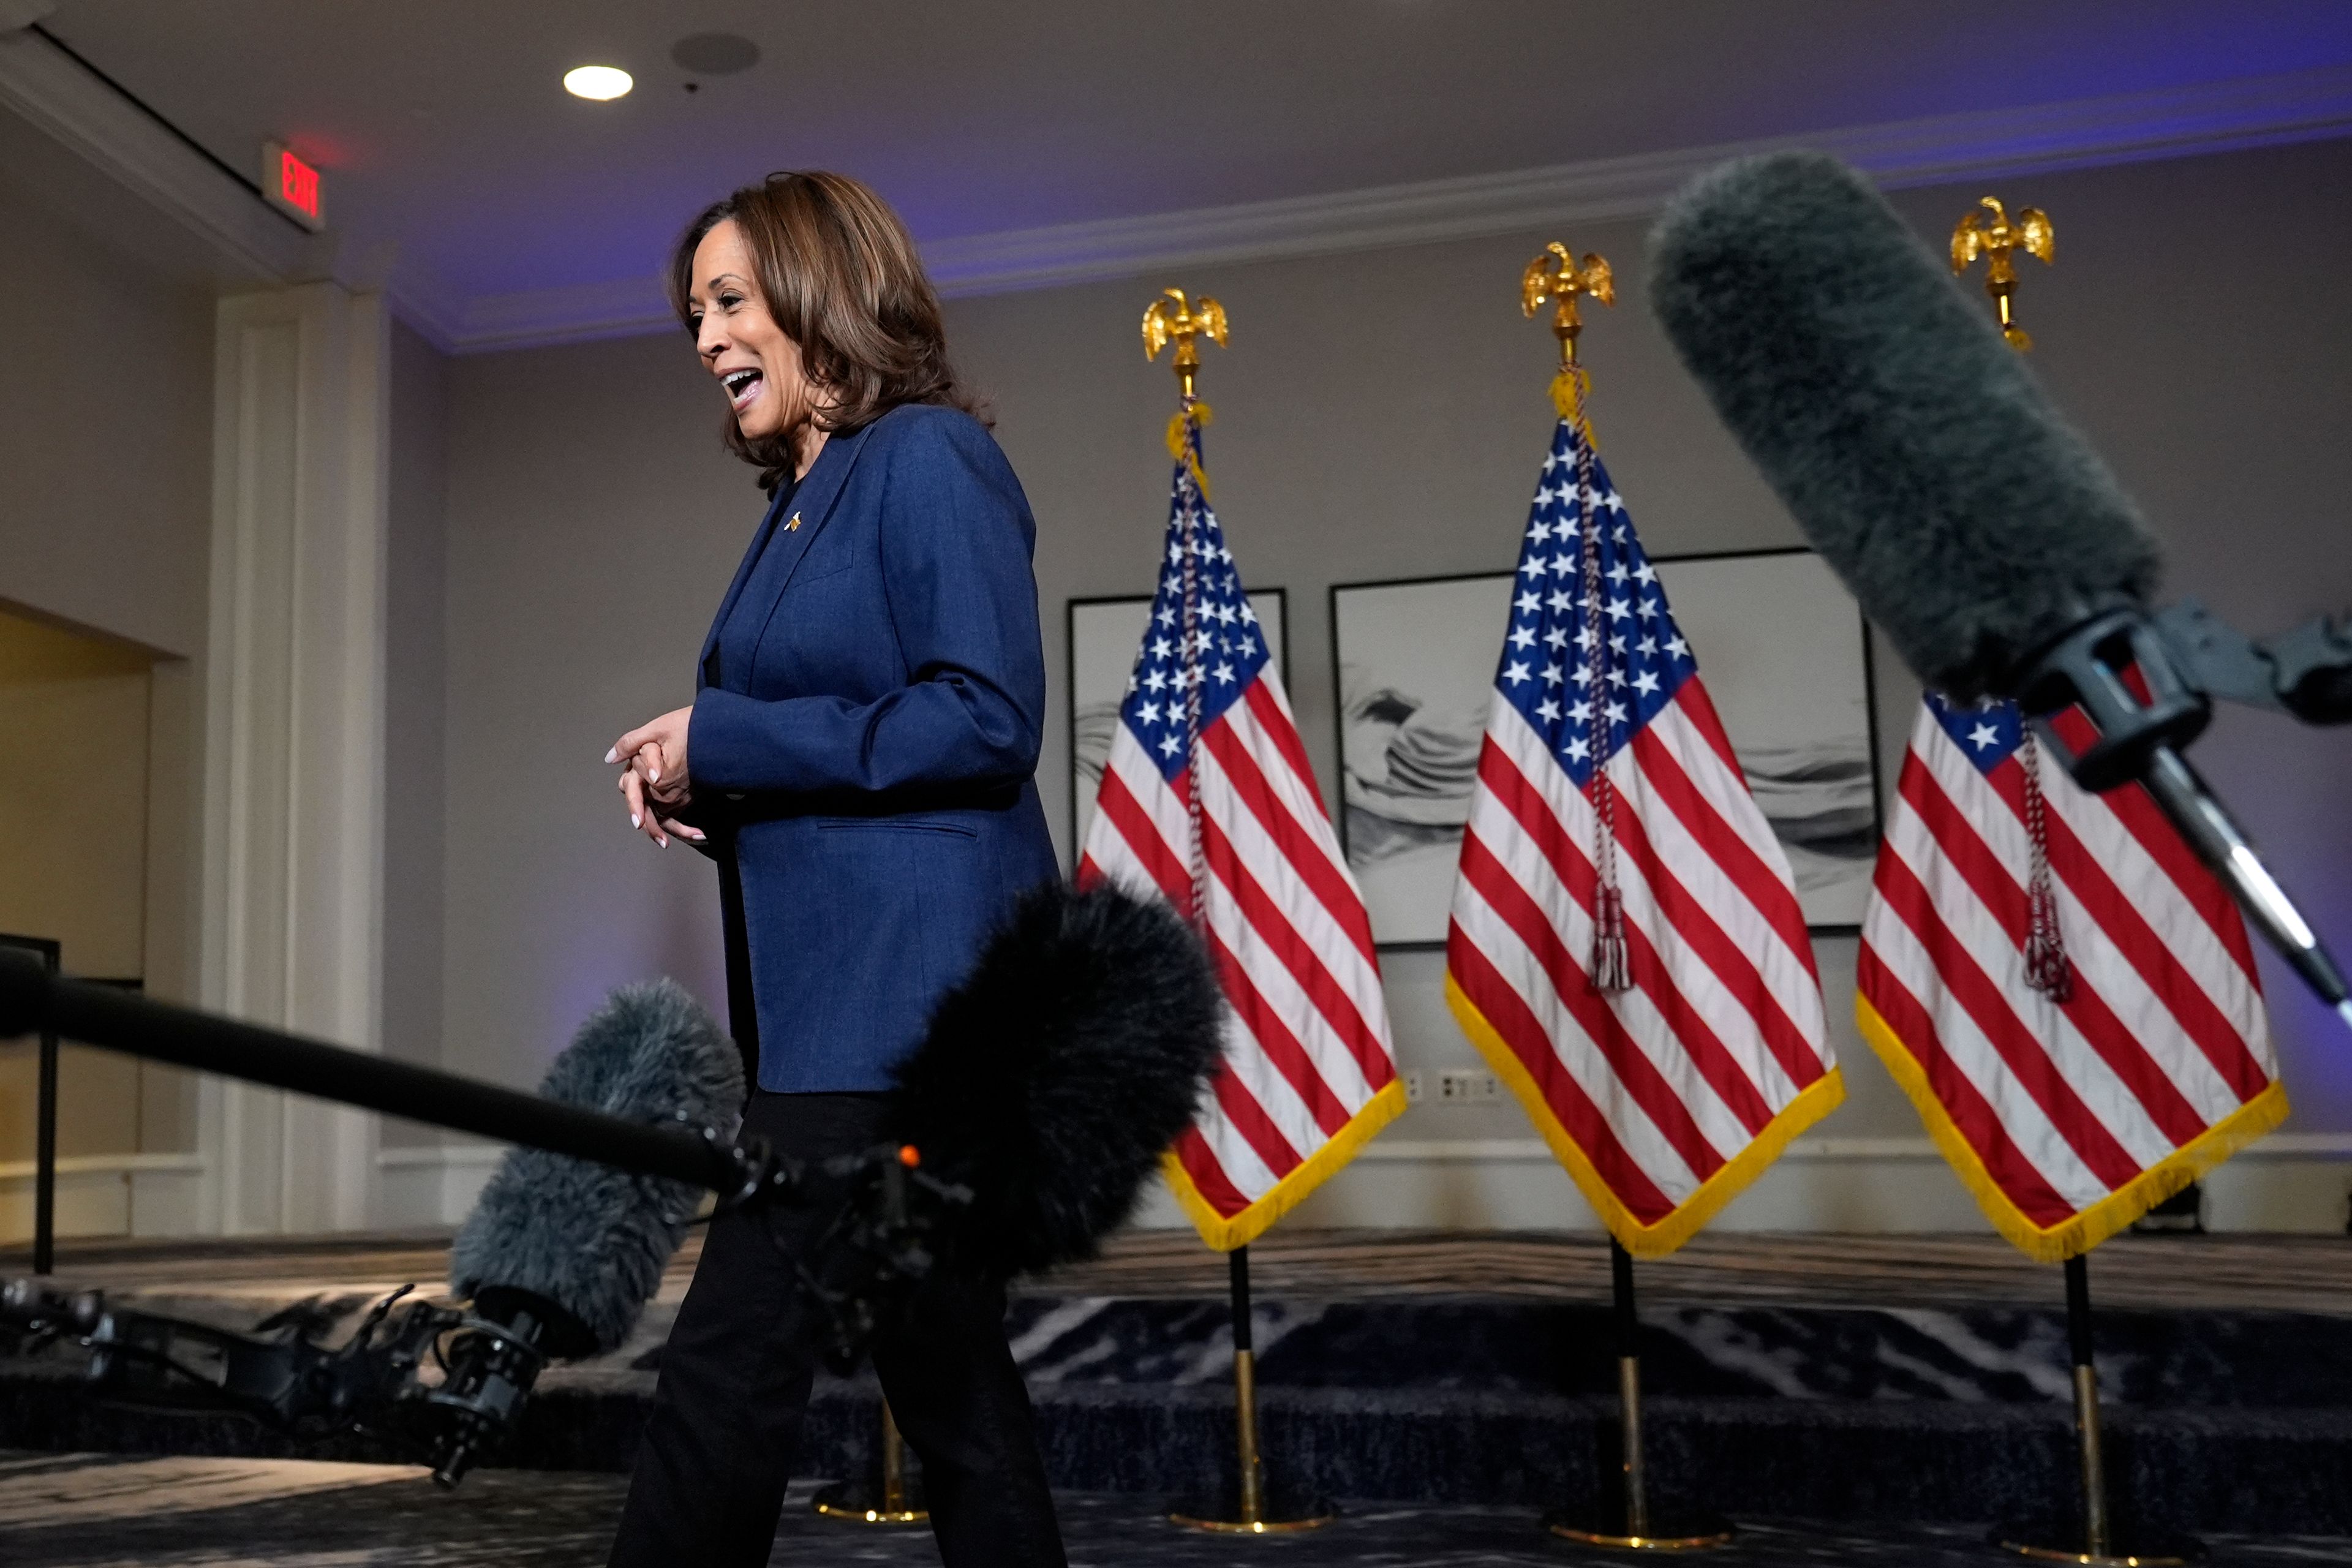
<box><xmin>17</xmin><ymin>1</ymin><xmax>2352</xmax><ymax>347</ymax></box>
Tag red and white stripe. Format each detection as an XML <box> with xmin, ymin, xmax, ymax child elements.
<box><xmin>1080</xmin><ymin>670</ymin><xmax>1402</xmax><ymax>1246</ymax></box>
<box><xmin>1446</xmin><ymin>682</ymin><xmax>1838</xmax><ymax>1253</ymax></box>
<box><xmin>1858</xmin><ymin>704</ymin><xmax>2279</xmax><ymax>1254</ymax></box>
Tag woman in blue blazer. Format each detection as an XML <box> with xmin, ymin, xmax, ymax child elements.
<box><xmin>603</xmin><ymin>172</ymin><xmax>1065</xmax><ymax>1568</ymax></box>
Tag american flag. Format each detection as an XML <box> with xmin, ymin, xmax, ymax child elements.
<box><xmin>1858</xmin><ymin>694</ymin><xmax>2283</xmax><ymax>1260</ymax></box>
<box><xmin>1078</xmin><ymin>427</ymin><xmax>1404</xmax><ymax>1250</ymax></box>
<box><xmin>1445</xmin><ymin>416</ymin><xmax>1840</xmax><ymax>1257</ymax></box>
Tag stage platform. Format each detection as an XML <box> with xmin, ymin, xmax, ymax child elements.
<box><xmin>5</xmin><ymin>1229</ymin><xmax>2351</xmax><ymax>1541</ymax></box>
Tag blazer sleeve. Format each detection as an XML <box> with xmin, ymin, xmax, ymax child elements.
<box><xmin>688</xmin><ymin>415</ymin><xmax>1046</xmax><ymax>797</ymax></box>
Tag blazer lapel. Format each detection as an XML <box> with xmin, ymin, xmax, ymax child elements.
<box><xmin>698</xmin><ymin>484</ymin><xmax>793</xmax><ymax>682</ymax></box>
<box><xmin>749</xmin><ymin>420</ymin><xmax>876</xmax><ymax>595</ymax></box>
<box><xmin>702</xmin><ymin>421</ymin><xmax>882</xmax><ymax>692</ymax></box>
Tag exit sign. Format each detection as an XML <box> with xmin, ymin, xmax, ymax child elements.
<box><xmin>262</xmin><ymin>140</ymin><xmax>324</xmax><ymax>231</ymax></box>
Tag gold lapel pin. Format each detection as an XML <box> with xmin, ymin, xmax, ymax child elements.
<box><xmin>784</xmin><ymin>512</ymin><xmax>803</xmax><ymax>532</ymax></box>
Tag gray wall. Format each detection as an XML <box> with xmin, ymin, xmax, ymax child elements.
<box><xmin>434</xmin><ymin>138</ymin><xmax>2352</xmax><ymax>1208</ymax></box>
<box><xmin>439</xmin><ymin>331</ymin><xmax>748</xmax><ymax>1088</ymax></box>
<box><xmin>0</xmin><ymin>175</ymin><xmax>213</xmax><ymax>660</ymax></box>
<box><xmin>0</xmin><ymin>167</ymin><xmax>217</xmax><ymax>1161</ymax></box>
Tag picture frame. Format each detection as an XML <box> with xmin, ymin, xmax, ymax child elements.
<box><xmin>1330</xmin><ymin>547</ymin><xmax>1881</xmax><ymax>946</ymax></box>
<box><xmin>1066</xmin><ymin>589</ymin><xmax>1289</xmax><ymax>852</ymax></box>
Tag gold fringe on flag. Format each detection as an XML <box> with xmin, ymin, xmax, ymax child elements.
<box><xmin>1857</xmin><ymin>994</ymin><xmax>2285</xmax><ymax>1262</ymax></box>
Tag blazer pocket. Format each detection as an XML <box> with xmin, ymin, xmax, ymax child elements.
<box><xmin>814</xmin><ymin>817</ymin><xmax>978</xmax><ymax>839</ymax></box>
<box><xmin>810</xmin><ymin>821</ymin><xmax>982</xmax><ymax>1060</ymax></box>
<box><xmin>778</xmin><ymin>558</ymin><xmax>856</xmax><ymax>593</ymax></box>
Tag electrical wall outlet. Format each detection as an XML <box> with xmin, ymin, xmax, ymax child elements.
<box><xmin>1436</xmin><ymin>1068</ymin><xmax>1501</xmax><ymax>1102</ymax></box>
<box><xmin>1403</xmin><ymin>1070</ymin><xmax>1425</xmax><ymax>1104</ymax></box>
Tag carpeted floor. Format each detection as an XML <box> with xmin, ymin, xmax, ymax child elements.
<box><xmin>12</xmin><ymin>1232</ymin><xmax>2352</xmax><ymax>1546</ymax></box>
<box><xmin>2</xmin><ymin>1451</ymin><xmax>2347</xmax><ymax>1566</ymax></box>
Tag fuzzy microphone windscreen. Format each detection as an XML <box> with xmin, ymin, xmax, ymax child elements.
<box><xmin>1648</xmin><ymin>150</ymin><xmax>2162</xmax><ymax>701</ymax></box>
<box><xmin>448</xmin><ymin>980</ymin><xmax>742</xmax><ymax>1357</ymax></box>
<box><xmin>884</xmin><ymin>882</ymin><xmax>1224</xmax><ymax>1278</ymax></box>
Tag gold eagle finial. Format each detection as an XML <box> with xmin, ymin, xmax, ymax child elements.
<box><xmin>1141</xmin><ymin>288</ymin><xmax>1229</xmax><ymax>401</ymax></box>
<box><xmin>1521</xmin><ymin>241</ymin><xmax>1615</xmax><ymax>368</ymax></box>
<box><xmin>1952</xmin><ymin>197</ymin><xmax>2055</xmax><ymax>350</ymax></box>
<box><xmin>1523</xmin><ymin>241</ymin><xmax>1615</xmax><ymax>423</ymax></box>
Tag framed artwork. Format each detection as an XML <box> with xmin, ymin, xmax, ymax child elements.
<box><xmin>1066</xmin><ymin>589</ymin><xmax>1288</xmax><ymax>851</ymax></box>
<box><xmin>1330</xmin><ymin>548</ymin><xmax>1880</xmax><ymax>944</ymax></box>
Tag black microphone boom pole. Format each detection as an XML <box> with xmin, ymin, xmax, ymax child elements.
<box><xmin>0</xmin><ymin>947</ymin><xmax>758</xmax><ymax>1196</ymax></box>
<box><xmin>0</xmin><ymin>881</ymin><xmax>1223</xmax><ymax>1485</ymax></box>
<box><xmin>0</xmin><ymin>947</ymin><xmax>783</xmax><ymax>1487</ymax></box>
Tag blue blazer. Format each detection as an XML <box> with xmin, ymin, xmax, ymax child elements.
<box><xmin>688</xmin><ymin>404</ymin><xmax>1060</xmax><ymax>1091</ymax></box>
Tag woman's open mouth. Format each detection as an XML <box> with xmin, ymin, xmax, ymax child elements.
<box><xmin>723</xmin><ymin>368</ymin><xmax>764</xmax><ymax>412</ymax></box>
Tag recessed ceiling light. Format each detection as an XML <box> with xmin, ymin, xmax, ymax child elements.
<box><xmin>564</xmin><ymin>65</ymin><xmax>633</xmax><ymax>101</ymax></box>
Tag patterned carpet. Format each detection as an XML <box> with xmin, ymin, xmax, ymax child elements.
<box><xmin>8</xmin><ymin>1226</ymin><xmax>2351</xmax><ymax>1314</ymax></box>
<box><xmin>10</xmin><ymin>1229</ymin><xmax>2352</xmax><ymax>1550</ymax></box>
<box><xmin>2</xmin><ymin>1452</ymin><xmax>2346</xmax><ymax>1566</ymax></box>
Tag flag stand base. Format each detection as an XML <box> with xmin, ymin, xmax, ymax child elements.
<box><xmin>1166</xmin><ymin>1495</ymin><xmax>1337</xmax><ymax>1536</ymax></box>
<box><xmin>1990</xmin><ymin>1257</ymin><xmax>2200</xmax><ymax>1567</ymax></box>
<box><xmin>810</xmin><ymin>1485</ymin><xmax>927</xmax><ymax>1526</ymax></box>
<box><xmin>1545</xmin><ymin>1515</ymin><xmax>1736</xmax><ymax>1553</ymax></box>
<box><xmin>812</xmin><ymin>1400</ymin><xmax>927</xmax><ymax>1526</ymax></box>
<box><xmin>1544</xmin><ymin>1244</ymin><xmax>1736</xmax><ymax>1554</ymax></box>
<box><xmin>1989</xmin><ymin>1522</ymin><xmax>2199</xmax><ymax>1566</ymax></box>
<box><xmin>1167</xmin><ymin>1248</ymin><xmax>1338</xmax><ymax>1536</ymax></box>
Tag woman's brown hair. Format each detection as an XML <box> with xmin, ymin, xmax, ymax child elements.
<box><xmin>668</xmin><ymin>170</ymin><xmax>983</xmax><ymax>489</ymax></box>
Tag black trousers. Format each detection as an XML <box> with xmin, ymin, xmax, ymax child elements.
<box><xmin>609</xmin><ymin>1092</ymin><xmax>1066</xmax><ymax>1567</ymax></box>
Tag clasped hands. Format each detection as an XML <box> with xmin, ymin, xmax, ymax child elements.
<box><xmin>606</xmin><ymin>706</ymin><xmax>705</xmax><ymax>848</ymax></box>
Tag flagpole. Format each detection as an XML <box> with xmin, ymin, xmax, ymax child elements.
<box><xmin>810</xmin><ymin>1395</ymin><xmax>928</xmax><ymax>1526</ymax></box>
<box><xmin>1958</xmin><ymin>196</ymin><xmax>2195</xmax><ymax>1568</ymax></box>
<box><xmin>1520</xmin><ymin>247</ymin><xmax>1732</xmax><ymax>1554</ymax></box>
<box><xmin>1613</xmin><ymin>1242</ymin><xmax>1648</xmax><ymax>1538</ymax></box>
<box><xmin>1231</xmin><ymin>1246</ymin><xmax>1264</xmax><ymax>1525</ymax></box>
<box><xmin>1545</xmin><ymin>1241</ymin><xmax>1733</xmax><ymax>1552</ymax></box>
<box><xmin>2069</xmin><ymin>1256</ymin><xmax>2111</xmax><ymax>1561</ymax></box>
<box><xmin>1146</xmin><ymin>290</ymin><xmax>1334</xmax><ymax>1536</ymax></box>
<box><xmin>1992</xmin><ymin>1253</ymin><xmax>2197</xmax><ymax>1565</ymax></box>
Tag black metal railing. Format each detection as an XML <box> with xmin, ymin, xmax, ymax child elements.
<box><xmin>0</xmin><ymin>935</ymin><xmax>61</xmax><ymax>1274</ymax></box>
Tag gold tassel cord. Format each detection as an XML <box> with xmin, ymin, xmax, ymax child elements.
<box><xmin>1556</xmin><ymin>355</ymin><xmax>1630</xmax><ymax>995</ymax></box>
<box><xmin>1165</xmin><ymin>401</ymin><xmax>1214</xmax><ymax>500</ymax></box>
<box><xmin>1959</xmin><ymin>206</ymin><xmax>2067</xmax><ymax>997</ymax></box>
<box><xmin>2019</xmin><ymin>729</ymin><xmax>2073</xmax><ymax>1001</ymax></box>
<box><xmin>1521</xmin><ymin>242</ymin><xmax>1627</xmax><ymax>993</ymax></box>
<box><xmin>1548</xmin><ymin>363</ymin><xmax>1599</xmax><ymax>450</ymax></box>
<box><xmin>1140</xmin><ymin>287</ymin><xmax>1229</xmax><ymax>934</ymax></box>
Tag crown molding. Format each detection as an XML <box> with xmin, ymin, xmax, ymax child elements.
<box><xmin>919</xmin><ymin>63</ymin><xmax>2352</xmax><ymax>296</ymax></box>
<box><xmin>432</xmin><ymin>273</ymin><xmax>679</xmax><ymax>355</ymax></box>
<box><xmin>8</xmin><ymin>22</ymin><xmax>2350</xmax><ymax>355</ymax></box>
<box><xmin>434</xmin><ymin>62</ymin><xmax>2352</xmax><ymax>353</ymax></box>
<box><xmin>0</xmin><ymin>26</ymin><xmax>320</xmax><ymax>285</ymax></box>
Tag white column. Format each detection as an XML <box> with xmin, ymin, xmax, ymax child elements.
<box><xmin>196</xmin><ymin>282</ymin><xmax>389</xmax><ymax>1235</ymax></box>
